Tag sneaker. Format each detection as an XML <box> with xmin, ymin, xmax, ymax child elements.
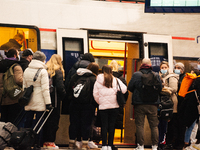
<box><xmin>184</xmin><ymin>145</ymin><xmax>197</xmax><ymax>150</ymax></box>
<box><xmin>43</xmin><ymin>142</ymin><xmax>59</xmax><ymax>149</ymax></box>
<box><xmin>107</xmin><ymin>146</ymin><xmax>112</xmax><ymax>150</ymax></box>
<box><xmin>193</xmin><ymin>144</ymin><xmax>200</xmax><ymax>150</ymax></box>
<box><xmin>101</xmin><ymin>146</ymin><xmax>107</xmax><ymax>150</ymax></box>
<box><xmin>152</xmin><ymin>145</ymin><xmax>158</xmax><ymax>150</ymax></box>
<box><xmin>88</xmin><ymin>141</ymin><xmax>98</xmax><ymax>149</ymax></box>
<box><xmin>76</xmin><ymin>141</ymin><xmax>83</xmax><ymax>149</ymax></box>
<box><xmin>135</xmin><ymin>144</ymin><xmax>144</xmax><ymax>150</ymax></box>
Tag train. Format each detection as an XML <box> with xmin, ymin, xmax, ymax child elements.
<box><xmin>0</xmin><ymin>0</ymin><xmax>200</xmax><ymax>146</ymax></box>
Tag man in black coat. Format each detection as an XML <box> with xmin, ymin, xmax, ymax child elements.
<box><xmin>0</xmin><ymin>33</ymin><xmax>24</xmax><ymax>51</ymax></box>
<box><xmin>128</xmin><ymin>58</ymin><xmax>162</xmax><ymax>150</ymax></box>
<box><xmin>19</xmin><ymin>48</ymin><xmax>33</xmax><ymax>71</ymax></box>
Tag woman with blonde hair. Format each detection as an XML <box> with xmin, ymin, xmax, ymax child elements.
<box><xmin>43</xmin><ymin>54</ymin><xmax>66</xmax><ymax>149</ymax></box>
<box><xmin>93</xmin><ymin>65</ymin><xmax>127</xmax><ymax>150</ymax></box>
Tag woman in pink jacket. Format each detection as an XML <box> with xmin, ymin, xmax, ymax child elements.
<box><xmin>93</xmin><ymin>65</ymin><xmax>127</xmax><ymax>150</ymax></box>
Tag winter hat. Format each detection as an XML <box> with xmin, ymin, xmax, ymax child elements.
<box><xmin>175</xmin><ymin>62</ymin><xmax>184</xmax><ymax>72</ymax></box>
<box><xmin>33</xmin><ymin>51</ymin><xmax>46</xmax><ymax>62</ymax></box>
<box><xmin>22</xmin><ymin>48</ymin><xmax>33</xmax><ymax>57</ymax></box>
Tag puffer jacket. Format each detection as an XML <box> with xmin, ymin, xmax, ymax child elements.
<box><xmin>93</xmin><ymin>74</ymin><xmax>127</xmax><ymax>110</ymax></box>
<box><xmin>23</xmin><ymin>59</ymin><xmax>51</xmax><ymax>111</ymax></box>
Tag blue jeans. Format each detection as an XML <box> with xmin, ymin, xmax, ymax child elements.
<box><xmin>184</xmin><ymin>120</ymin><xmax>196</xmax><ymax>143</ymax></box>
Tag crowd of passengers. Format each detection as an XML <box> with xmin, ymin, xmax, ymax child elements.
<box><xmin>0</xmin><ymin>33</ymin><xmax>200</xmax><ymax>150</ymax></box>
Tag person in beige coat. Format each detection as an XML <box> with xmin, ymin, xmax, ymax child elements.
<box><xmin>0</xmin><ymin>48</ymin><xmax>23</xmax><ymax>123</ymax></box>
<box><xmin>158</xmin><ymin>61</ymin><xmax>179</xmax><ymax>150</ymax></box>
<box><xmin>23</xmin><ymin>51</ymin><xmax>51</xmax><ymax>147</ymax></box>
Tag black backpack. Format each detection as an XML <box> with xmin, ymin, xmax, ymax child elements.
<box><xmin>158</xmin><ymin>94</ymin><xmax>174</xmax><ymax>121</ymax></box>
<box><xmin>73</xmin><ymin>76</ymin><xmax>91</xmax><ymax>104</ymax></box>
<box><xmin>140</xmin><ymin>70</ymin><xmax>161</xmax><ymax>102</ymax></box>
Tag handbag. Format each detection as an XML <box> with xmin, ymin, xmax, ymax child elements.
<box><xmin>18</xmin><ymin>69</ymin><xmax>42</xmax><ymax>106</ymax></box>
<box><xmin>116</xmin><ymin>79</ymin><xmax>126</xmax><ymax>107</ymax></box>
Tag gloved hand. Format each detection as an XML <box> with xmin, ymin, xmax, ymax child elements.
<box><xmin>46</xmin><ymin>104</ymin><xmax>53</xmax><ymax>110</ymax></box>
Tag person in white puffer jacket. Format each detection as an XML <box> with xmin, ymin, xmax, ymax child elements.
<box><xmin>93</xmin><ymin>65</ymin><xmax>127</xmax><ymax>150</ymax></box>
<box><xmin>23</xmin><ymin>51</ymin><xmax>51</xmax><ymax>147</ymax></box>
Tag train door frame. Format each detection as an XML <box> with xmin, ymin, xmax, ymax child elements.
<box><xmin>143</xmin><ymin>34</ymin><xmax>173</xmax><ymax>69</ymax></box>
<box><xmin>57</xmin><ymin>28</ymin><xmax>88</xmax><ymax>58</ymax></box>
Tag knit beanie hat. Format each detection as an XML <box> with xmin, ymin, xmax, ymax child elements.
<box><xmin>175</xmin><ymin>62</ymin><xmax>184</xmax><ymax>72</ymax></box>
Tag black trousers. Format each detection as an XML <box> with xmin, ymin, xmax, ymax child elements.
<box><xmin>69</xmin><ymin>103</ymin><xmax>95</xmax><ymax>141</ymax></box>
<box><xmin>43</xmin><ymin>107</ymin><xmax>60</xmax><ymax>142</ymax></box>
<box><xmin>100</xmin><ymin>108</ymin><xmax>119</xmax><ymax>146</ymax></box>
<box><xmin>166</xmin><ymin>113</ymin><xmax>179</xmax><ymax>145</ymax></box>
<box><xmin>1</xmin><ymin>103</ymin><xmax>22</xmax><ymax>123</ymax></box>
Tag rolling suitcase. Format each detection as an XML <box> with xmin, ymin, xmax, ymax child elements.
<box><xmin>9</xmin><ymin>108</ymin><xmax>53</xmax><ymax>150</ymax></box>
<box><xmin>0</xmin><ymin>110</ymin><xmax>26</xmax><ymax>150</ymax></box>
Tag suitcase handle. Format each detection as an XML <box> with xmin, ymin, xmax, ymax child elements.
<box><xmin>33</xmin><ymin>108</ymin><xmax>54</xmax><ymax>134</ymax></box>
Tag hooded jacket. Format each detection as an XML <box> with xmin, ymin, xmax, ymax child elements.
<box><xmin>93</xmin><ymin>74</ymin><xmax>127</xmax><ymax>110</ymax></box>
<box><xmin>68</xmin><ymin>68</ymin><xmax>97</xmax><ymax>106</ymax></box>
<box><xmin>23</xmin><ymin>59</ymin><xmax>51</xmax><ymax>111</ymax></box>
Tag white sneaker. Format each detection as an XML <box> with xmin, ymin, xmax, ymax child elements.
<box><xmin>88</xmin><ymin>141</ymin><xmax>98</xmax><ymax>148</ymax></box>
<box><xmin>101</xmin><ymin>146</ymin><xmax>107</xmax><ymax>150</ymax></box>
<box><xmin>193</xmin><ymin>144</ymin><xmax>200</xmax><ymax>150</ymax></box>
<box><xmin>135</xmin><ymin>144</ymin><xmax>144</xmax><ymax>150</ymax></box>
<box><xmin>75</xmin><ymin>141</ymin><xmax>83</xmax><ymax>149</ymax></box>
<box><xmin>152</xmin><ymin>145</ymin><xmax>158</xmax><ymax>150</ymax></box>
<box><xmin>185</xmin><ymin>145</ymin><xmax>197</xmax><ymax>150</ymax></box>
<box><xmin>107</xmin><ymin>146</ymin><xmax>112</xmax><ymax>150</ymax></box>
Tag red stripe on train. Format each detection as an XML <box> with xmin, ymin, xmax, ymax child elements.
<box><xmin>39</xmin><ymin>28</ymin><xmax>56</xmax><ymax>32</ymax></box>
<box><xmin>172</xmin><ymin>36</ymin><xmax>195</xmax><ymax>41</ymax></box>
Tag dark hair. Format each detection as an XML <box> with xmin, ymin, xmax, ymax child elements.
<box><xmin>87</xmin><ymin>62</ymin><xmax>99</xmax><ymax>76</ymax></box>
<box><xmin>6</xmin><ymin>48</ymin><xmax>18</xmax><ymax>58</ymax></box>
<box><xmin>102</xmin><ymin>65</ymin><xmax>113</xmax><ymax>88</ymax></box>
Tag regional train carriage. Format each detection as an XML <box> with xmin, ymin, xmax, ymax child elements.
<box><xmin>0</xmin><ymin>0</ymin><xmax>200</xmax><ymax>146</ymax></box>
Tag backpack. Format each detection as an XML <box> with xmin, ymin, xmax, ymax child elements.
<box><xmin>178</xmin><ymin>73</ymin><xmax>200</xmax><ymax>97</ymax></box>
<box><xmin>3</xmin><ymin>63</ymin><xmax>23</xmax><ymax>100</ymax></box>
<box><xmin>140</xmin><ymin>70</ymin><xmax>161</xmax><ymax>102</ymax></box>
<box><xmin>73</xmin><ymin>76</ymin><xmax>91</xmax><ymax>104</ymax></box>
<box><xmin>158</xmin><ymin>88</ymin><xmax>174</xmax><ymax>121</ymax></box>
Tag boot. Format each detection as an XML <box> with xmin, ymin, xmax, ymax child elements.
<box><xmin>69</xmin><ymin>139</ymin><xmax>76</xmax><ymax>149</ymax></box>
<box><xmin>82</xmin><ymin>140</ymin><xmax>90</xmax><ymax>150</ymax></box>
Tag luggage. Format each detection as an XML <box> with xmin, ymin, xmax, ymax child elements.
<box><xmin>9</xmin><ymin>108</ymin><xmax>53</xmax><ymax>150</ymax></box>
<box><xmin>0</xmin><ymin>109</ymin><xmax>26</xmax><ymax>150</ymax></box>
<box><xmin>0</xmin><ymin>122</ymin><xmax>18</xmax><ymax>150</ymax></box>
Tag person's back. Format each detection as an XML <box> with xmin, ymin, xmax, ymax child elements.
<box><xmin>62</xmin><ymin>53</ymin><xmax>95</xmax><ymax>114</ymax></box>
<box><xmin>0</xmin><ymin>48</ymin><xmax>23</xmax><ymax>123</ymax></box>
<box><xmin>23</xmin><ymin>51</ymin><xmax>51</xmax><ymax>111</ymax></box>
<box><xmin>128</xmin><ymin>58</ymin><xmax>162</xmax><ymax>150</ymax></box>
<box><xmin>0</xmin><ymin>33</ymin><xmax>24</xmax><ymax>51</ymax></box>
<box><xmin>20</xmin><ymin>48</ymin><xmax>33</xmax><ymax>71</ymax></box>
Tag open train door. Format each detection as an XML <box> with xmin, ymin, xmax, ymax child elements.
<box><xmin>56</xmin><ymin>29</ymin><xmax>88</xmax><ymax>145</ymax></box>
<box><xmin>57</xmin><ymin>29</ymin><xmax>88</xmax><ymax>76</ymax></box>
<box><xmin>143</xmin><ymin>34</ymin><xmax>173</xmax><ymax>73</ymax></box>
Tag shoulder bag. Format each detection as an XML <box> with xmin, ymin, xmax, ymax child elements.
<box><xmin>116</xmin><ymin>78</ymin><xmax>126</xmax><ymax>107</ymax></box>
<box><xmin>18</xmin><ymin>69</ymin><xmax>42</xmax><ymax>106</ymax></box>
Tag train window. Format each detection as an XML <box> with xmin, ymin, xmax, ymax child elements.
<box><xmin>148</xmin><ymin>42</ymin><xmax>168</xmax><ymax>72</ymax></box>
<box><xmin>0</xmin><ymin>26</ymin><xmax>39</xmax><ymax>52</ymax></box>
<box><xmin>62</xmin><ymin>37</ymin><xmax>83</xmax><ymax>75</ymax></box>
